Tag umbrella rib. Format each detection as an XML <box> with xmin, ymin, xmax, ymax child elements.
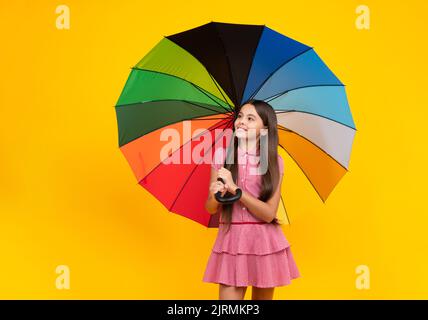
<box><xmin>277</xmin><ymin>124</ymin><xmax>351</xmax><ymax>171</ymax></box>
<box><xmin>278</xmin><ymin>142</ymin><xmax>326</xmax><ymax>202</ymax></box>
<box><xmin>213</xmin><ymin>23</ymin><xmax>238</xmax><ymax>107</ymax></box>
<box><xmin>116</xmin><ymin>99</ymin><xmax>229</xmax><ymax>116</ymax></box>
<box><xmin>275</xmin><ymin>109</ymin><xmax>357</xmax><ymax>131</ymax></box>
<box><xmin>247</xmin><ymin>47</ymin><xmax>313</xmax><ymax>101</ymax></box>
<box><xmin>137</xmin><ymin>116</ymin><xmax>234</xmax><ymax>185</ymax></box>
<box><xmin>117</xmin><ymin>104</ymin><xmax>232</xmax><ymax>148</ymax></box>
<box><xmin>280</xmin><ymin>193</ymin><xmax>291</xmax><ymax>225</ymax></box>
<box><xmin>207</xmin><ymin>72</ymin><xmax>234</xmax><ymax>112</ymax></box>
<box><xmin>168</xmin><ymin>117</ymin><xmax>235</xmax><ymax>212</ymax></box>
<box><xmin>116</xmin><ymin>98</ymin><xmax>232</xmax><ymax>119</ymax></box>
<box><xmin>279</xmin><ymin>141</ymin><xmax>338</xmax><ymax>203</ymax></box>
<box><xmin>131</xmin><ymin>67</ymin><xmax>232</xmax><ymax>112</ymax></box>
<box><xmin>239</xmin><ymin>28</ymin><xmax>264</xmax><ymax>106</ymax></box>
<box><xmin>159</xmin><ymin>36</ymin><xmax>235</xmax><ymax>113</ymax></box>
<box><xmin>265</xmin><ymin>84</ymin><xmax>345</xmax><ymax>103</ymax></box>
<box><xmin>188</xmin><ymin>82</ymin><xmax>233</xmax><ymax>114</ymax></box>
<box><xmin>190</xmin><ymin>116</ymin><xmax>233</xmax><ymax>121</ymax></box>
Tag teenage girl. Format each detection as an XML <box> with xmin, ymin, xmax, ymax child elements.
<box><xmin>203</xmin><ymin>99</ymin><xmax>300</xmax><ymax>300</ymax></box>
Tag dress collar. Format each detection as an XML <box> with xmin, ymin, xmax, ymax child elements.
<box><xmin>237</xmin><ymin>141</ymin><xmax>260</xmax><ymax>156</ymax></box>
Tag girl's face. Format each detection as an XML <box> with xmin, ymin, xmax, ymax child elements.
<box><xmin>234</xmin><ymin>103</ymin><xmax>266</xmax><ymax>140</ymax></box>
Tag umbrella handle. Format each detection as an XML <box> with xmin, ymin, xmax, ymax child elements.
<box><xmin>214</xmin><ymin>178</ymin><xmax>242</xmax><ymax>204</ymax></box>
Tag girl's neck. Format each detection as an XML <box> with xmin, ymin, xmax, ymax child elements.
<box><xmin>238</xmin><ymin>137</ymin><xmax>260</xmax><ymax>153</ymax></box>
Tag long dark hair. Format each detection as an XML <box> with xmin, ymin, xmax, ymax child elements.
<box><xmin>220</xmin><ymin>99</ymin><xmax>280</xmax><ymax>234</ymax></box>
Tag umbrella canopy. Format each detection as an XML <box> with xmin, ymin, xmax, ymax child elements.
<box><xmin>115</xmin><ymin>21</ymin><xmax>356</xmax><ymax>228</ymax></box>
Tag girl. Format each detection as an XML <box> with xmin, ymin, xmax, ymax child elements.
<box><xmin>203</xmin><ymin>99</ymin><xmax>301</xmax><ymax>300</ymax></box>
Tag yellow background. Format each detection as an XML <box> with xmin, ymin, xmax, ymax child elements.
<box><xmin>1</xmin><ymin>0</ymin><xmax>427</xmax><ymax>299</ymax></box>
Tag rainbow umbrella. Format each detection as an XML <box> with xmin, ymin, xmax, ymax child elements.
<box><xmin>115</xmin><ymin>21</ymin><xmax>356</xmax><ymax>228</ymax></box>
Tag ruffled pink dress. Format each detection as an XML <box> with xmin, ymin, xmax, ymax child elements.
<box><xmin>202</xmin><ymin>144</ymin><xmax>301</xmax><ymax>288</ymax></box>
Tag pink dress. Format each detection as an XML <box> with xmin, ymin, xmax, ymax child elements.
<box><xmin>202</xmin><ymin>144</ymin><xmax>301</xmax><ymax>288</ymax></box>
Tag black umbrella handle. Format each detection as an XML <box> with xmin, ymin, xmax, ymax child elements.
<box><xmin>215</xmin><ymin>178</ymin><xmax>242</xmax><ymax>204</ymax></box>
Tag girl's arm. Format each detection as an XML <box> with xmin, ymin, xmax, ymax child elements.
<box><xmin>229</xmin><ymin>175</ymin><xmax>283</xmax><ymax>223</ymax></box>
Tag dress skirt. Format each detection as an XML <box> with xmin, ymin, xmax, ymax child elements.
<box><xmin>202</xmin><ymin>222</ymin><xmax>301</xmax><ymax>288</ymax></box>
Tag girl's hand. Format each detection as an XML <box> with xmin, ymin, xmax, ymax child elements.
<box><xmin>217</xmin><ymin>167</ymin><xmax>239</xmax><ymax>195</ymax></box>
<box><xmin>209</xmin><ymin>180</ymin><xmax>227</xmax><ymax>198</ymax></box>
